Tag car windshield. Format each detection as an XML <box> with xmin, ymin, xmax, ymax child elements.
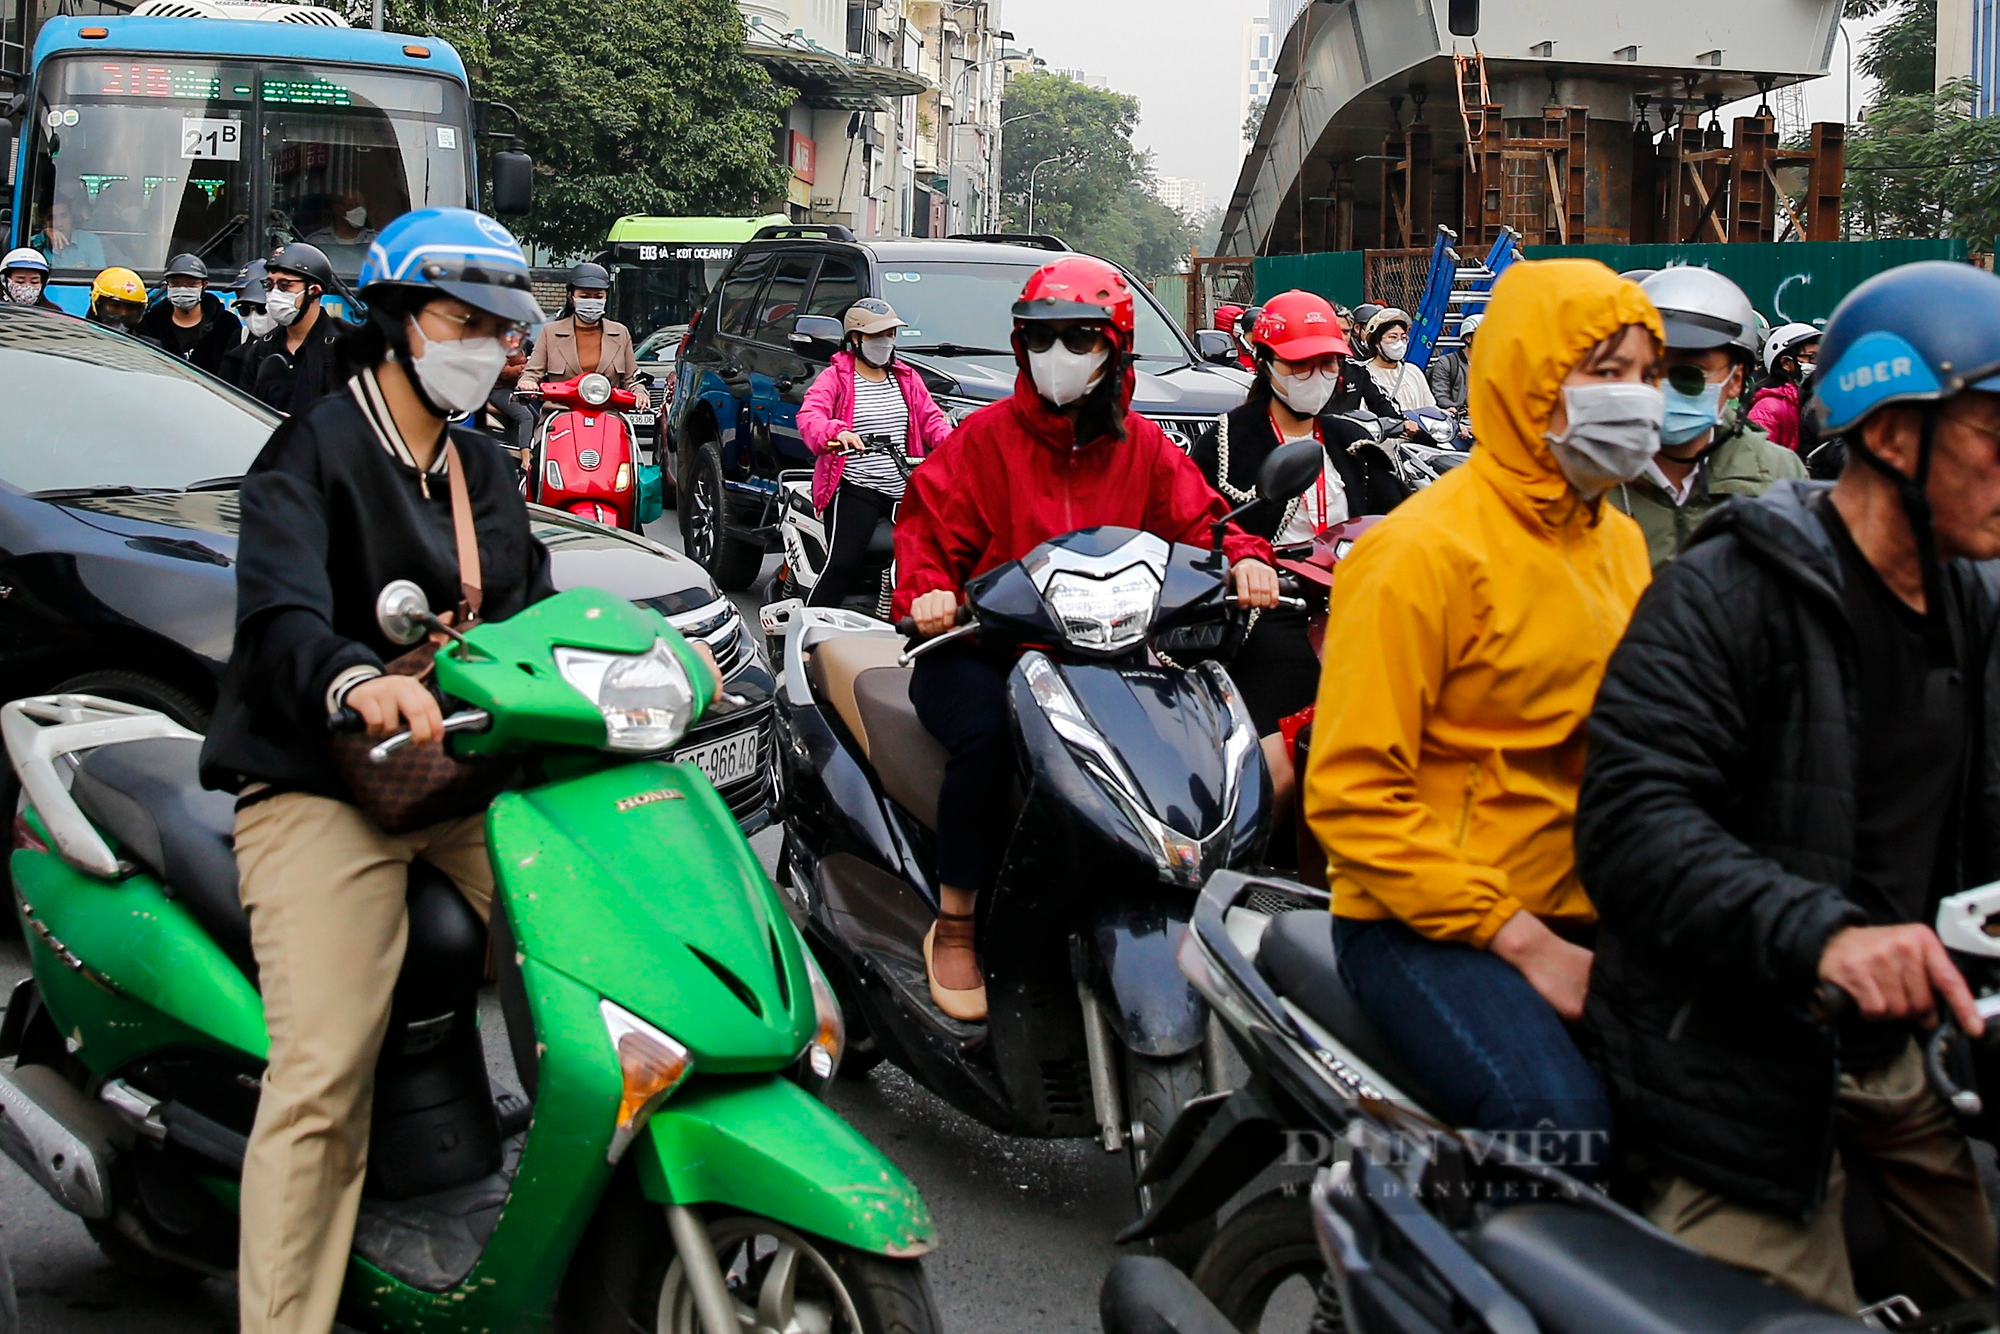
<box><xmin>885</xmin><ymin>260</ymin><xmax>1188</xmax><ymax>363</ymax></box>
<box><xmin>635</xmin><ymin>327</ymin><xmax>683</xmax><ymax>361</ymax></box>
<box><xmin>0</xmin><ymin>312</ymin><xmax>275</xmax><ymax>492</ymax></box>
<box><xmin>26</xmin><ymin>55</ymin><xmax>473</xmax><ymax>279</ymax></box>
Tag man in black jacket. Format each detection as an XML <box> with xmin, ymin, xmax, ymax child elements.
<box><xmin>1578</xmin><ymin>261</ymin><xmax>2000</xmax><ymax>1314</ymax></box>
<box><xmin>238</xmin><ymin>242</ymin><xmax>346</xmax><ymax>412</ymax></box>
<box><xmin>136</xmin><ymin>253</ymin><xmax>242</xmax><ymax>378</ymax></box>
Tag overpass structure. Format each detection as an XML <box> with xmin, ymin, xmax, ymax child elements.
<box><xmin>1219</xmin><ymin>0</ymin><xmax>1846</xmax><ymax>258</ymax></box>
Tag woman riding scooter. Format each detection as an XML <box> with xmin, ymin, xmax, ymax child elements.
<box><xmin>895</xmin><ymin>255</ymin><xmax>1281</xmax><ymax>1021</ymax></box>
<box><xmin>197</xmin><ymin>207</ymin><xmax>553</xmax><ymax>1334</ymax></box>
<box><xmin>797</xmin><ymin>297</ymin><xmax>954</xmax><ymax>609</ymax></box>
<box><xmin>1190</xmin><ymin>290</ymin><xmax>1410</xmax><ymax>810</ymax></box>
<box><xmin>519</xmin><ymin>261</ymin><xmax>649</xmax><ymax>412</ymax></box>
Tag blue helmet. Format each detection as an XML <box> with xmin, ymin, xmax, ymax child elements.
<box><xmin>356</xmin><ymin>207</ymin><xmax>543</xmax><ymax>327</ymax></box>
<box><xmin>1812</xmin><ymin>261</ymin><xmax>2000</xmax><ymax>436</ymax></box>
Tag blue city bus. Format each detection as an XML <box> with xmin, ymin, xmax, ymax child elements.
<box><xmin>10</xmin><ymin>10</ymin><xmax>502</xmax><ymax>313</ymax></box>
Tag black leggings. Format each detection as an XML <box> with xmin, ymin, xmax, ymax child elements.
<box><xmin>808</xmin><ymin>483</ymin><xmax>898</xmax><ymax>609</ymax></box>
<box><xmin>909</xmin><ymin>648</ymin><xmax>1012</xmax><ymax>892</ymax></box>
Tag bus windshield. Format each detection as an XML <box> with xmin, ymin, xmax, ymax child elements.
<box><xmin>26</xmin><ymin>55</ymin><xmax>473</xmax><ymax>279</ymax></box>
<box><xmin>608</xmin><ymin>242</ymin><xmax>741</xmax><ymax>341</ymax></box>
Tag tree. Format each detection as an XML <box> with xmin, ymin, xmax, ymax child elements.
<box><xmin>997</xmin><ymin>71</ymin><xmax>1195</xmax><ymax>278</ymax></box>
<box><xmin>1243</xmin><ymin>97</ymin><xmax>1268</xmax><ymax>145</ymax></box>
<box><xmin>370</xmin><ymin>0</ymin><xmax>791</xmax><ymax>256</ymax></box>
<box><xmin>1841</xmin><ymin>0</ymin><xmax>2000</xmax><ymax>248</ymax></box>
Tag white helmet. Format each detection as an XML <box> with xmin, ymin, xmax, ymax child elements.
<box><xmin>0</xmin><ymin>247</ymin><xmax>49</xmax><ymax>276</ymax></box>
<box><xmin>1640</xmin><ymin>266</ymin><xmax>1760</xmax><ymax>361</ymax></box>
<box><xmin>1458</xmin><ymin>312</ymin><xmax>1484</xmax><ymax>339</ymax></box>
<box><xmin>1764</xmin><ymin>322</ymin><xmax>1820</xmax><ymax>374</ymax></box>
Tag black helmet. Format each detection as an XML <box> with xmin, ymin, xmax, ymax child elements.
<box><xmin>268</xmin><ymin>241</ymin><xmax>335</xmax><ymax>290</ymax></box>
<box><xmin>235</xmin><ymin>259</ymin><xmax>269</xmax><ymax>306</ymax></box>
<box><xmin>164</xmin><ymin>253</ymin><xmax>208</xmax><ymax>281</ymax></box>
<box><xmin>568</xmin><ymin>261</ymin><xmax>611</xmax><ymax>291</ymax></box>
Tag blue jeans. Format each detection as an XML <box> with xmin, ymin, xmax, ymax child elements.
<box><xmin>1333</xmin><ymin>917</ymin><xmax>1612</xmax><ymax>1177</ymax></box>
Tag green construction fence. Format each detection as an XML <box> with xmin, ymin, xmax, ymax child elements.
<box><xmin>1254</xmin><ymin>238</ymin><xmax>1970</xmax><ymax>327</ymax></box>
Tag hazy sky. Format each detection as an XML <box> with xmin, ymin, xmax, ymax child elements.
<box><xmin>993</xmin><ymin>1</ymin><xmax>1884</xmax><ymax>209</ymax></box>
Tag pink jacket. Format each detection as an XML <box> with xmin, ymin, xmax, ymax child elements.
<box><xmin>798</xmin><ymin>352</ymin><xmax>954</xmax><ymax>511</ymax></box>
<box><xmin>1747</xmin><ymin>381</ymin><xmax>1801</xmax><ymax>451</ymax></box>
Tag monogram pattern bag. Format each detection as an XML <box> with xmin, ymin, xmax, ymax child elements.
<box><xmin>327</xmin><ymin>441</ymin><xmax>511</xmax><ymax>832</ymax></box>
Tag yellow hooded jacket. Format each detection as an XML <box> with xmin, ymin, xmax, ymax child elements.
<box><xmin>1303</xmin><ymin>260</ymin><xmax>1659</xmax><ymax>946</ymax></box>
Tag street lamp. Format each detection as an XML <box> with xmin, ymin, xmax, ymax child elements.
<box><xmin>989</xmin><ymin>111</ymin><xmax>1044</xmax><ymax>231</ymax></box>
<box><xmin>1027</xmin><ymin>155</ymin><xmax>1062</xmax><ymax>233</ymax></box>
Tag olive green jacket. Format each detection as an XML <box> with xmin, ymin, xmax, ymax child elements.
<box><xmin>1610</xmin><ymin>422</ymin><xmax>1808</xmax><ymax>567</ymax></box>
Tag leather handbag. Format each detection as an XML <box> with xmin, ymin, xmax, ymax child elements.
<box><xmin>328</xmin><ymin>441</ymin><xmax>511</xmax><ymax>833</ymax></box>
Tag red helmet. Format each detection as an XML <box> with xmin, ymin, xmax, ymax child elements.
<box><xmin>1250</xmin><ymin>290</ymin><xmax>1350</xmax><ymax>361</ymax></box>
<box><xmin>1013</xmin><ymin>256</ymin><xmax>1136</xmax><ymax>347</ymax></box>
<box><xmin>1214</xmin><ymin>303</ymin><xmax>1245</xmax><ymax>334</ymax></box>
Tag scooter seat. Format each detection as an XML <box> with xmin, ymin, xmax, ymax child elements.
<box><xmin>1255</xmin><ymin>910</ymin><xmax>1443</xmax><ymax>1111</ymax></box>
<box><xmin>806</xmin><ymin>636</ymin><xmax>949</xmax><ymax>828</ymax></box>
<box><xmin>70</xmin><ymin>736</ymin><xmax>253</xmax><ymax>976</ymax></box>
<box><xmin>1468</xmin><ymin>1202</ymin><xmax>1865</xmax><ymax>1334</ymax></box>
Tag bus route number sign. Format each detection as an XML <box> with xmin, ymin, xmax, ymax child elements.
<box><xmin>181</xmin><ymin>118</ymin><xmax>242</xmax><ymax>161</ymax></box>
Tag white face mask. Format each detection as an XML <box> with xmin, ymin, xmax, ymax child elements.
<box><xmin>344</xmin><ymin>206</ymin><xmax>368</xmax><ymax>229</ymax></box>
<box><xmin>1544</xmin><ymin>382</ymin><xmax>1665</xmax><ymax>498</ymax></box>
<box><xmin>167</xmin><ymin>286</ymin><xmax>202</xmax><ymax>310</ymax></box>
<box><xmin>1269</xmin><ymin>364</ymin><xmax>1337</xmax><ymax>417</ymax></box>
<box><xmin>858</xmin><ymin>335</ymin><xmax>896</xmax><ymax>368</ymax></box>
<box><xmin>572</xmin><ymin>296</ymin><xmax>606</xmax><ymax>324</ymax></box>
<box><xmin>265</xmin><ymin>287</ymin><xmax>306</xmax><ymax>327</ymax></box>
<box><xmin>1027</xmin><ymin>343</ymin><xmax>1110</xmax><ymax>407</ymax></box>
<box><xmin>244</xmin><ymin>309</ymin><xmax>277</xmax><ymax>338</ymax></box>
<box><xmin>5</xmin><ymin>278</ymin><xmax>43</xmax><ymax>307</ymax></box>
<box><xmin>1379</xmin><ymin>337</ymin><xmax>1409</xmax><ymax>363</ymax></box>
<box><xmin>407</xmin><ymin>319</ymin><xmax>510</xmax><ymax>416</ymax></box>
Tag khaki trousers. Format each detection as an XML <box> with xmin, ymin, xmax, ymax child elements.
<box><xmin>232</xmin><ymin>792</ymin><xmax>493</xmax><ymax>1334</ymax></box>
<box><xmin>1644</xmin><ymin>1039</ymin><xmax>1996</xmax><ymax>1315</ymax></box>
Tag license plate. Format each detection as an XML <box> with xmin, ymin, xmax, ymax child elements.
<box><xmin>673</xmin><ymin>728</ymin><xmax>760</xmax><ymax>788</ymax></box>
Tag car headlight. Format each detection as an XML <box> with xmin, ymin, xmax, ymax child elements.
<box><xmin>1042</xmin><ymin>563</ymin><xmax>1161</xmax><ymax>655</ymax></box>
<box><xmin>937</xmin><ymin>394</ymin><xmax>987</xmax><ymax>426</ymax></box>
<box><xmin>554</xmin><ymin>638</ymin><xmax>697</xmax><ymax>752</ymax></box>
<box><xmin>600</xmin><ymin>998</ymin><xmax>693</xmax><ymax>1164</ymax></box>
<box><xmin>795</xmin><ymin>946</ymin><xmax>845</xmax><ymax>1095</ymax></box>
<box><xmin>579</xmin><ymin>372</ymin><xmax>613</xmax><ymax>407</ymax></box>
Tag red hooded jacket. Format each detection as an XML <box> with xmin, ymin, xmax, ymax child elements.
<box><xmin>892</xmin><ymin>368</ymin><xmax>1273</xmax><ymax>620</ymax></box>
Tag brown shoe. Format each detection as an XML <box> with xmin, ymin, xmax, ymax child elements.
<box><xmin>924</xmin><ymin>911</ymin><xmax>987</xmax><ymax>1022</ymax></box>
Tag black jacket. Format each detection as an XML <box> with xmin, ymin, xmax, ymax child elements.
<box><xmin>1194</xmin><ymin>401</ymin><xmax>1410</xmax><ymax>543</ymax></box>
<box><xmin>1578</xmin><ymin>480</ymin><xmax>2000</xmax><ymax>1219</ymax></box>
<box><xmin>137</xmin><ymin>292</ymin><xmax>242</xmax><ymax>379</ymax></box>
<box><xmin>200</xmin><ymin>383</ymin><xmax>556</xmax><ymax>800</ymax></box>
<box><xmin>237</xmin><ymin>310</ymin><xmax>348</xmax><ymax>413</ymax></box>
<box><xmin>1332</xmin><ymin>358</ymin><xmax>1399</xmax><ymax>420</ymax></box>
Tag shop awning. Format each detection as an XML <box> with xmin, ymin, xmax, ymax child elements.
<box><xmin>745</xmin><ymin>41</ymin><xmax>929</xmax><ymax>110</ymax></box>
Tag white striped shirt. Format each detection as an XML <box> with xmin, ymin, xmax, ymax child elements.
<box><xmin>843</xmin><ymin>371</ymin><xmax>909</xmax><ymax>496</ymax></box>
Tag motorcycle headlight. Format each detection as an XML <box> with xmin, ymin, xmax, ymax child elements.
<box><xmin>599</xmin><ymin>998</ymin><xmax>693</xmax><ymax>1164</ymax></box>
<box><xmin>1041</xmin><ymin>564</ymin><xmax>1161</xmax><ymax>655</ymax></box>
<box><xmin>614</xmin><ymin>462</ymin><xmax>632</xmax><ymax>492</ymax></box>
<box><xmin>795</xmin><ymin>947</ymin><xmax>845</xmax><ymax>1095</ymax></box>
<box><xmin>554</xmin><ymin>638</ymin><xmax>697</xmax><ymax>752</ymax></box>
<box><xmin>578</xmin><ymin>372</ymin><xmax>613</xmax><ymax>407</ymax></box>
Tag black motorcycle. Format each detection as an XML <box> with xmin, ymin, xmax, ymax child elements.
<box><xmin>772</xmin><ymin>443</ymin><xmax>1323</xmax><ymax>1239</ymax></box>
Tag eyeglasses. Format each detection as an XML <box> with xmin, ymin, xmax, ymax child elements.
<box><xmin>1019</xmin><ymin>324</ymin><xmax>1108</xmax><ymax>355</ymax></box>
<box><xmin>1665</xmin><ymin>363</ymin><xmax>1725</xmax><ymax>396</ymax></box>
<box><xmin>422</xmin><ymin>303</ymin><xmax>527</xmax><ymax>354</ymax></box>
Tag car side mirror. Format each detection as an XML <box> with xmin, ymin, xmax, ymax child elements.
<box><xmin>491</xmin><ymin>152</ymin><xmax>533</xmax><ymax>217</ymax></box>
<box><xmin>1258</xmin><ymin>438</ymin><xmax>1325</xmax><ymax>503</ymax></box>
<box><xmin>1195</xmin><ymin>329</ymin><xmax>1238</xmax><ymax>365</ymax></box>
<box><xmin>790</xmin><ymin>315</ymin><xmax>845</xmax><ymax>349</ymax></box>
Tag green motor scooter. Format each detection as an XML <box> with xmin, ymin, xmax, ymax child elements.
<box><xmin>0</xmin><ymin>583</ymin><xmax>938</xmax><ymax>1334</ymax></box>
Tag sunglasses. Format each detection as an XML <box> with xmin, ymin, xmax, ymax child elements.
<box><xmin>1665</xmin><ymin>364</ymin><xmax>1719</xmax><ymax>396</ymax></box>
<box><xmin>1019</xmin><ymin>325</ymin><xmax>1108</xmax><ymax>355</ymax></box>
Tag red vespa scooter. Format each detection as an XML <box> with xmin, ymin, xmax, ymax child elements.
<box><xmin>523</xmin><ymin>372</ymin><xmax>641</xmax><ymax>529</ymax></box>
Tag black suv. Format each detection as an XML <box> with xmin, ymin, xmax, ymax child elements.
<box><xmin>666</xmin><ymin>227</ymin><xmax>1250</xmax><ymax>589</ymax></box>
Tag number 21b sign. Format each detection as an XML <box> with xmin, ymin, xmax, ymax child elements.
<box><xmin>181</xmin><ymin>118</ymin><xmax>242</xmax><ymax>161</ymax></box>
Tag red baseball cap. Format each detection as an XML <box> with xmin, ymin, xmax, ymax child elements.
<box><xmin>1249</xmin><ymin>290</ymin><xmax>1350</xmax><ymax>361</ymax></box>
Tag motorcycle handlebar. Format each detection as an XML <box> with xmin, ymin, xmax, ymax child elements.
<box><xmin>327</xmin><ymin>707</ymin><xmax>364</xmax><ymax>734</ymax></box>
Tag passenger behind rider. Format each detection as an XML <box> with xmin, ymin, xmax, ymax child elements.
<box><xmin>1749</xmin><ymin>321</ymin><xmax>1821</xmax><ymax>452</ymax></box>
<box><xmin>1608</xmin><ymin>268</ymin><xmax>1805</xmax><ymax>567</ymax></box>
<box><xmin>1304</xmin><ymin>259</ymin><xmax>1664</xmax><ymax>1175</ymax></box>
<box><xmin>197</xmin><ymin>208</ymin><xmax>552</xmax><ymax>1334</ymax></box>
<box><xmin>797</xmin><ymin>297</ymin><xmax>953</xmax><ymax>609</ymax></box>
<box><xmin>1</xmin><ymin>248</ymin><xmax>63</xmax><ymax>312</ymax></box>
<box><xmin>895</xmin><ymin>255</ymin><xmax>1280</xmax><ymax>1022</ymax></box>
<box><xmin>518</xmin><ymin>262</ymin><xmax>650</xmax><ymax>414</ymax></box>
<box><xmin>1579</xmin><ymin>261</ymin><xmax>2000</xmax><ymax>1314</ymax></box>
<box><xmin>1189</xmin><ymin>289</ymin><xmax>1409</xmax><ymax>809</ymax></box>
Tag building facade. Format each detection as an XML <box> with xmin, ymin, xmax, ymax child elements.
<box><xmin>1240</xmin><ymin>14</ymin><xmax>1274</xmax><ymax>160</ymax></box>
<box><xmin>1937</xmin><ymin>0</ymin><xmax>2000</xmax><ymax>117</ymax></box>
<box><xmin>1158</xmin><ymin>176</ymin><xmax>1208</xmax><ymax>217</ymax></box>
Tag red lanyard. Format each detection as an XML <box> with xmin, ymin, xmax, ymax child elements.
<box><xmin>1270</xmin><ymin>410</ymin><xmax>1330</xmax><ymax>531</ymax></box>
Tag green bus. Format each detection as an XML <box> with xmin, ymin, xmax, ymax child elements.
<box><xmin>603</xmin><ymin>214</ymin><xmax>788</xmax><ymax>341</ymax></box>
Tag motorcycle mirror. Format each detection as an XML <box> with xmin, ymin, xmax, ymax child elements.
<box><xmin>376</xmin><ymin>579</ymin><xmax>433</xmax><ymax>646</ymax></box>
<box><xmin>1194</xmin><ymin>329</ymin><xmax>1238</xmax><ymax>365</ymax></box>
<box><xmin>1258</xmin><ymin>439</ymin><xmax>1325</xmax><ymax>503</ymax></box>
<box><xmin>790</xmin><ymin>315</ymin><xmax>845</xmax><ymax>347</ymax></box>
<box><xmin>1099</xmin><ymin>1257</ymin><xmax>1238</xmax><ymax>1334</ymax></box>
<box><xmin>490</xmin><ymin>151</ymin><xmax>533</xmax><ymax>217</ymax></box>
